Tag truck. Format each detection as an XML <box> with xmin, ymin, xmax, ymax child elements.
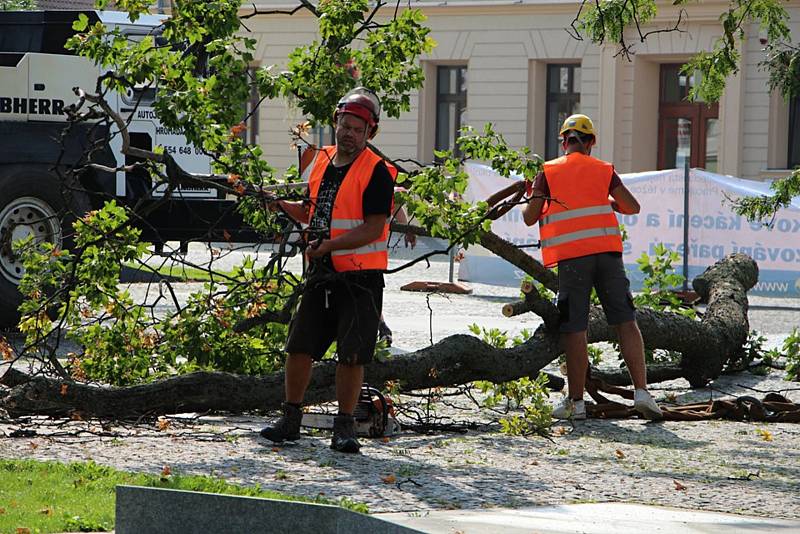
<box><xmin>0</xmin><ymin>10</ymin><xmax>262</xmax><ymax>328</ymax></box>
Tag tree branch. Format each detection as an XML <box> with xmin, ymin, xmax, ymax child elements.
<box><xmin>240</xmin><ymin>0</ymin><xmax>318</xmax><ymax>20</ymax></box>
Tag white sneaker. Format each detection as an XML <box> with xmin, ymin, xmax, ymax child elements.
<box><xmin>634</xmin><ymin>389</ymin><xmax>663</xmax><ymax>420</ymax></box>
<box><xmin>552</xmin><ymin>398</ymin><xmax>586</xmax><ymax>420</ymax></box>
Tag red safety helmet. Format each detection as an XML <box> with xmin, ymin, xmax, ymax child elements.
<box><xmin>334</xmin><ymin>87</ymin><xmax>381</xmax><ymax>135</ymax></box>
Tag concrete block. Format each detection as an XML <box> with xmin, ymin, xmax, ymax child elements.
<box><xmin>115</xmin><ymin>485</ymin><xmax>422</xmax><ymax>534</ymax></box>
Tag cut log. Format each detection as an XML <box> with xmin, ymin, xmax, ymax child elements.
<box><xmin>520</xmin><ymin>280</ymin><xmax>535</xmax><ymax>294</ymax></box>
<box><xmin>502</xmin><ymin>301</ymin><xmax>529</xmax><ymax>317</ymax></box>
<box><xmin>0</xmin><ymin>253</ymin><xmax>756</xmax><ymax>418</ymax></box>
<box><xmin>501</xmin><ymin>291</ymin><xmax>560</xmax><ymax>330</ymax></box>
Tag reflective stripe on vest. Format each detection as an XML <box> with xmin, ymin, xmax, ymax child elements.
<box><xmin>542</xmin><ymin>204</ymin><xmax>615</xmax><ymax>226</ymax></box>
<box><xmin>540</xmin><ymin>226</ymin><xmax>621</xmax><ymax>248</ymax></box>
<box><xmin>539</xmin><ymin>153</ymin><xmax>623</xmax><ymax>267</ymax></box>
<box><xmin>307</xmin><ymin>146</ymin><xmax>396</xmax><ymax>272</ymax></box>
<box><xmin>331</xmin><ymin>241</ymin><xmax>388</xmax><ymax>256</ymax></box>
<box><xmin>331</xmin><ymin>218</ymin><xmax>365</xmax><ymax>230</ymax></box>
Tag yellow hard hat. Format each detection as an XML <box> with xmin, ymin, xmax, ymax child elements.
<box><xmin>559</xmin><ymin>114</ymin><xmax>595</xmax><ymax>137</ymax></box>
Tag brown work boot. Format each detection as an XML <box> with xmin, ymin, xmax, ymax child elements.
<box><xmin>330</xmin><ymin>414</ymin><xmax>361</xmax><ymax>453</ymax></box>
<box><xmin>260</xmin><ymin>403</ymin><xmax>302</xmax><ymax>442</ymax></box>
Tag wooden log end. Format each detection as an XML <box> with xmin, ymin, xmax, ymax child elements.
<box><xmin>520</xmin><ymin>280</ymin><xmax>535</xmax><ymax>294</ymax></box>
<box><xmin>502</xmin><ymin>303</ymin><xmax>514</xmax><ymax>317</ymax></box>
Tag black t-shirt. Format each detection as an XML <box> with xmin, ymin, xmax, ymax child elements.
<box><xmin>307</xmin><ymin>157</ymin><xmax>394</xmax><ymax>285</ymax></box>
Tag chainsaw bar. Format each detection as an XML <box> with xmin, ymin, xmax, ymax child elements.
<box><xmin>301</xmin><ymin>413</ymin><xmax>401</xmax><ymax>437</ymax></box>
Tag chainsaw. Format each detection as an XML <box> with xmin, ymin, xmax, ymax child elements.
<box><xmin>301</xmin><ymin>385</ymin><xmax>401</xmax><ymax>437</ymax></box>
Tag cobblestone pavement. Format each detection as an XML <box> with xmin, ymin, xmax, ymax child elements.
<box><xmin>2</xmin><ymin>247</ymin><xmax>799</xmax><ymax>519</ymax></box>
<box><xmin>2</xmin><ymin>380</ymin><xmax>799</xmax><ymax>518</ymax></box>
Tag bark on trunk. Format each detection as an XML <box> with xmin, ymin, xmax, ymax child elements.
<box><xmin>0</xmin><ymin>253</ymin><xmax>756</xmax><ymax>418</ymax></box>
<box><xmin>0</xmin><ymin>333</ymin><xmax>558</xmax><ymax>418</ymax></box>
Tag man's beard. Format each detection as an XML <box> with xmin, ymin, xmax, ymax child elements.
<box><xmin>337</xmin><ymin>139</ymin><xmax>363</xmax><ymax>157</ymax></box>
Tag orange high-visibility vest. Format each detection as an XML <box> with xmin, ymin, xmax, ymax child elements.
<box><xmin>539</xmin><ymin>152</ymin><xmax>623</xmax><ymax>267</ymax></box>
<box><xmin>307</xmin><ymin>146</ymin><xmax>397</xmax><ymax>272</ymax></box>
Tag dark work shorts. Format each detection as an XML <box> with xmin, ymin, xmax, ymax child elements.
<box><xmin>556</xmin><ymin>252</ymin><xmax>636</xmax><ymax>333</ymax></box>
<box><xmin>285</xmin><ymin>276</ymin><xmax>383</xmax><ymax>365</ymax></box>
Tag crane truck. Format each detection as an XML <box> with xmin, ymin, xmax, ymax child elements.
<box><xmin>0</xmin><ymin>9</ymin><xmax>262</xmax><ymax>328</ymax></box>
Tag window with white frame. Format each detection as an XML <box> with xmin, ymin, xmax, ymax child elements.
<box><xmin>545</xmin><ymin>64</ymin><xmax>581</xmax><ymax>160</ymax></box>
<box><xmin>238</xmin><ymin>66</ymin><xmax>261</xmax><ymax>145</ymax></box>
<box><xmin>435</xmin><ymin>65</ymin><xmax>468</xmax><ymax>158</ymax></box>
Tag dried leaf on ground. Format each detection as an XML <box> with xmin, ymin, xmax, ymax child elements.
<box><xmin>381</xmin><ymin>474</ymin><xmax>397</xmax><ymax>484</ymax></box>
<box><xmin>756</xmin><ymin>428</ymin><xmax>773</xmax><ymax>442</ymax></box>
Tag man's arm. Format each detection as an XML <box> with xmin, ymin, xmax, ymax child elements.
<box><xmin>609</xmin><ymin>184</ymin><xmax>640</xmax><ymax>215</ymax></box>
<box><xmin>522</xmin><ymin>171</ymin><xmax>547</xmax><ymax>226</ymax></box>
<box><xmin>265</xmin><ymin>184</ymin><xmax>310</xmax><ymax>224</ymax></box>
<box><xmin>523</xmin><ymin>193</ymin><xmax>546</xmax><ymax>226</ymax></box>
<box><xmin>486</xmin><ymin>180</ymin><xmax>526</xmax><ymax>208</ymax></box>
<box><xmin>486</xmin><ymin>180</ymin><xmax>530</xmax><ymax>221</ymax></box>
<box><xmin>272</xmin><ymin>199</ymin><xmax>310</xmax><ymax>224</ymax></box>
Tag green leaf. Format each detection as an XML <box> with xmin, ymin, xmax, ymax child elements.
<box><xmin>73</xmin><ymin>13</ymin><xmax>89</xmax><ymax>31</ymax></box>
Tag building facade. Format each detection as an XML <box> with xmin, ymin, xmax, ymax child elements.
<box><xmin>36</xmin><ymin>0</ymin><xmax>96</xmax><ymax>8</ymax></box>
<box><xmin>27</xmin><ymin>0</ymin><xmax>800</xmax><ymax>180</ymax></box>
<box><xmin>245</xmin><ymin>0</ymin><xmax>800</xmax><ymax>182</ymax></box>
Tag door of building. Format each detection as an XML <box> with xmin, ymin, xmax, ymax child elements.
<box><xmin>657</xmin><ymin>64</ymin><xmax>719</xmax><ymax>171</ymax></box>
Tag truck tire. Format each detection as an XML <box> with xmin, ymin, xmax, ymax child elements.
<box><xmin>0</xmin><ymin>165</ymin><xmax>90</xmax><ymax>329</ymax></box>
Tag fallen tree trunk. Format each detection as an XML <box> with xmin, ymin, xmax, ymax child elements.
<box><xmin>0</xmin><ymin>253</ymin><xmax>756</xmax><ymax>418</ymax></box>
<box><xmin>590</xmin><ymin>364</ymin><xmax>685</xmax><ymax>387</ymax></box>
<box><xmin>0</xmin><ymin>333</ymin><xmax>558</xmax><ymax>418</ymax></box>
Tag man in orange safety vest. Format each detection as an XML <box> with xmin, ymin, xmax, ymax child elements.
<box><xmin>261</xmin><ymin>87</ymin><xmax>396</xmax><ymax>452</ymax></box>
<box><xmin>523</xmin><ymin>114</ymin><xmax>663</xmax><ymax>421</ymax></box>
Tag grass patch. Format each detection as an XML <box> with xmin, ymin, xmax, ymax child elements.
<box><xmin>0</xmin><ymin>459</ymin><xmax>368</xmax><ymax>533</ymax></box>
<box><xmin>124</xmin><ymin>263</ymin><xmax>236</xmax><ymax>282</ymax></box>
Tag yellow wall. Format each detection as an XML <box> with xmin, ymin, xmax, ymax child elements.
<box><xmin>243</xmin><ymin>1</ymin><xmax>800</xmax><ymax>180</ymax></box>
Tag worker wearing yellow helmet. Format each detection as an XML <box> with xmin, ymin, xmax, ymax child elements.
<box><xmin>522</xmin><ymin>113</ymin><xmax>664</xmax><ymax>422</ymax></box>
<box><xmin>558</xmin><ymin>113</ymin><xmax>596</xmax><ymax>139</ymax></box>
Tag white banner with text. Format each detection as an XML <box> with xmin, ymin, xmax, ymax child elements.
<box><xmin>458</xmin><ymin>163</ymin><xmax>800</xmax><ymax>297</ymax></box>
